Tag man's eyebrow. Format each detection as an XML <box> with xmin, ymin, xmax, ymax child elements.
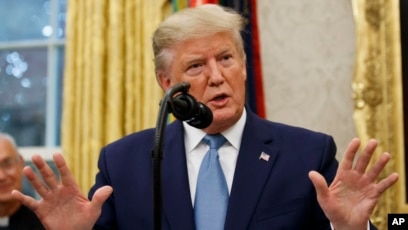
<box><xmin>216</xmin><ymin>47</ymin><xmax>234</xmax><ymax>56</ymax></box>
<box><xmin>182</xmin><ymin>55</ymin><xmax>206</xmax><ymax>66</ymax></box>
<box><xmin>181</xmin><ymin>46</ymin><xmax>234</xmax><ymax>64</ymax></box>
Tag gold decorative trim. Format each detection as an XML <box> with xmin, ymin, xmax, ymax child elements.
<box><xmin>352</xmin><ymin>0</ymin><xmax>404</xmax><ymax>228</ymax></box>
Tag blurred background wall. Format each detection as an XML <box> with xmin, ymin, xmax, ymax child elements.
<box><xmin>258</xmin><ymin>0</ymin><xmax>356</xmax><ymax>159</ymax></box>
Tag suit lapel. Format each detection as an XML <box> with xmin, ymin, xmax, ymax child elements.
<box><xmin>161</xmin><ymin>121</ymin><xmax>196</xmax><ymax>229</ymax></box>
<box><xmin>225</xmin><ymin>111</ymin><xmax>279</xmax><ymax>229</ymax></box>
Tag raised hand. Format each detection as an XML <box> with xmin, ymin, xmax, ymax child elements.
<box><xmin>308</xmin><ymin>138</ymin><xmax>399</xmax><ymax>230</ymax></box>
<box><xmin>12</xmin><ymin>153</ymin><xmax>113</xmax><ymax>230</ymax></box>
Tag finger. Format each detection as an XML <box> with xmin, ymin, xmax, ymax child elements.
<box><xmin>338</xmin><ymin>138</ymin><xmax>361</xmax><ymax>171</ymax></box>
<box><xmin>31</xmin><ymin>154</ymin><xmax>59</xmax><ymax>190</ymax></box>
<box><xmin>366</xmin><ymin>152</ymin><xmax>391</xmax><ymax>181</ymax></box>
<box><xmin>91</xmin><ymin>186</ymin><xmax>113</xmax><ymax>211</ymax></box>
<box><xmin>11</xmin><ymin>190</ymin><xmax>39</xmax><ymax>211</ymax></box>
<box><xmin>53</xmin><ymin>153</ymin><xmax>78</xmax><ymax>187</ymax></box>
<box><xmin>376</xmin><ymin>172</ymin><xmax>399</xmax><ymax>194</ymax></box>
<box><xmin>23</xmin><ymin>166</ymin><xmax>51</xmax><ymax>197</ymax></box>
<box><xmin>308</xmin><ymin>171</ymin><xmax>329</xmax><ymax>199</ymax></box>
<box><xmin>354</xmin><ymin>139</ymin><xmax>377</xmax><ymax>174</ymax></box>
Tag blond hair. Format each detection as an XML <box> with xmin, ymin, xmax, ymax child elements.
<box><xmin>152</xmin><ymin>4</ymin><xmax>246</xmax><ymax>71</ymax></box>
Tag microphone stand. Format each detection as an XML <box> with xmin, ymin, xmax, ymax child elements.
<box><xmin>152</xmin><ymin>82</ymin><xmax>191</xmax><ymax>230</ymax></box>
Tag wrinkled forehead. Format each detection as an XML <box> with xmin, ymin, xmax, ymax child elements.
<box><xmin>164</xmin><ymin>32</ymin><xmax>244</xmax><ymax>66</ymax></box>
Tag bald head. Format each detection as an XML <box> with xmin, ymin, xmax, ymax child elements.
<box><xmin>0</xmin><ymin>133</ymin><xmax>24</xmax><ymax>205</ymax></box>
<box><xmin>0</xmin><ymin>133</ymin><xmax>18</xmax><ymax>155</ymax></box>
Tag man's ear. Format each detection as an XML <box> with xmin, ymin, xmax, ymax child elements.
<box><xmin>156</xmin><ymin>71</ymin><xmax>172</xmax><ymax>91</ymax></box>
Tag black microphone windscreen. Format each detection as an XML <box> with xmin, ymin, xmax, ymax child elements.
<box><xmin>186</xmin><ymin>103</ymin><xmax>213</xmax><ymax>129</ymax></box>
<box><xmin>169</xmin><ymin>93</ymin><xmax>213</xmax><ymax>129</ymax></box>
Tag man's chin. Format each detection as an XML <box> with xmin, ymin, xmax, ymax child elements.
<box><xmin>211</xmin><ymin>108</ymin><xmax>241</xmax><ymax>123</ymax></box>
<box><xmin>207</xmin><ymin>117</ymin><xmax>239</xmax><ymax>133</ymax></box>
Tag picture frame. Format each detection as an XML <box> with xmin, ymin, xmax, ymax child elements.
<box><xmin>352</xmin><ymin>0</ymin><xmax>405</xmax><ymax>228</ymax></box>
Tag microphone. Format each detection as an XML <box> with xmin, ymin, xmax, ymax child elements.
<box><xmin>169</xmin><ymin>92</ymin><xmax>213</xmax><ymax>129</ymax></box>
<box><xmin>151</xmin><ymin>82</ymin><xmax>212</xmax><ymax>229</ymax></box>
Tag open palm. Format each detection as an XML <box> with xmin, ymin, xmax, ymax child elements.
<box><xmin>12</xmin><ymin>154</ymin><xmax>112</xmax><ymax>230</ymax></box>
<box><xmin>309</xmin><ymin>138</ymin><xmax>399</xmax><ymax>230</ymax></box>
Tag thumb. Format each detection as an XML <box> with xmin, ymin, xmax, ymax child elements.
<box><xmin>91</xmin><ymin>186</ymin><xmax>113</xmax><ymax>211</ymax></box>
<box><xmin>11</xmin><ymin>190</ymin><xmax>38</xmax><ymax>211</ymax></box>
<box><xmin>308</xmin><ymin>170</ymin><xmax>329</xmax><ymax>198</ymax></box>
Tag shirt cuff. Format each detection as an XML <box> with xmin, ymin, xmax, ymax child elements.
<box><xmin>330</xmin><ymin>221</ymin><xmax>370</xmax><ymax>230</ymax></box>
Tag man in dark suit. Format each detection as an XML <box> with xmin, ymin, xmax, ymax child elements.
<box><xmin>11</xmin><ymin>4</ymin><xmax>398</xmax><ymax>230</ymax></box>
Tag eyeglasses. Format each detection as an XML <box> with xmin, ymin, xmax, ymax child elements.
<box><xmin>0</xmin><ymin>157</ymin><xmax>20</xmax><ymax>175</ymax></box>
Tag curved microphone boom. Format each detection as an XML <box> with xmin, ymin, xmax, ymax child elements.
<box><xmin>152</xmin><ymin>82</ymin><xmax>212</xmax><ymax>230</ymax></box>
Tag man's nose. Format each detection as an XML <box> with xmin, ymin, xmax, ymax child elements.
<box><xmin>207</xmin><ymin>61</ymin><xmax>224</xmax><ymax>85</ymax></box>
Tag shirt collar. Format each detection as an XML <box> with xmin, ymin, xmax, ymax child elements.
<box><xmin>0</xmin><ymin>216</ymin><xmax>9</xmax><ymax>226</ymax></box>
<box><xmin>183</xmin><ymin>108</ymin><xmax>247</xmax><ymax>152</ymax></box>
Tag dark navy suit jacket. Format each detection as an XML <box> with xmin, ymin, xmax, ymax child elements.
<box><xmin>89</xmin><ymin>110</ymin><xmax>376</xmax><ymax>230</ymax></box>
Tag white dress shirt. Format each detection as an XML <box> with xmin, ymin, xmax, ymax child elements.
<box><xmin>184</xmin><ymin>109</ymin><xmax>247</xmax><ymax>205</ymax></box>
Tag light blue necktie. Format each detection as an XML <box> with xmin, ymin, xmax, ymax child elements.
<box><xmin>194</xmin><ymin>134</ymin><xmax>228</xmax><ymax>230</ymax></box>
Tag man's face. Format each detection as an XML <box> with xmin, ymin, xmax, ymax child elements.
<box><xmin>0</xmin><ymin>138</ymin><xmax>23</xmax><ymax>202</ymax></box>
<box><xmin>158</xmin><ymin>32</ymin><xmax>247</xmax><ymax>134</ymax></box>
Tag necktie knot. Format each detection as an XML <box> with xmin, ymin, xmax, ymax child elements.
<box><xmin>203</xmin><ymin>134</ymin><xmax>226</xmax><ymax>150</ymax></box>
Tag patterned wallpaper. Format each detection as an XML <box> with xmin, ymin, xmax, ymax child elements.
<box><xmin>257</xmin><ymin>0</ymin><xmax>356</xmax><ymax>159</ymax></box>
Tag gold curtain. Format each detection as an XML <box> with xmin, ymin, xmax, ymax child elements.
<box><xmin>62</xmin><ymin>0</ymin><xmax>172</xmax><ymax>192</ymax></box>
<box><xmin>352</xmin><ymin>0</ymin><xmax>404</xmax><ymax>229</ymax></box>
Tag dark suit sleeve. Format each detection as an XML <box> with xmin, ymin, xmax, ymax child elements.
<box><xmin>370</xmin><ymin>222</ymin><xmax>378</xmax><ymax>230</ymax></box>
<box><xmin>88</xmin><ymin>129</ymin><xmax>157</xmax><ymax>230</ymax></box>
<box><xmin>89</xmin><ymin>147</ymin><xmax>118</xmax><ymax>230</ymax></box>
<box><xmin>309</xmin><ymin>135</ymin><xmax>338</xmax><ymax>230</ymax></box>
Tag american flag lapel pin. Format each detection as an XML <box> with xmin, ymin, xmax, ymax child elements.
<box><xmin>259</xmin><ymin>152</ymin><xmax>270</xmax><ymax>162</ymax></box>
